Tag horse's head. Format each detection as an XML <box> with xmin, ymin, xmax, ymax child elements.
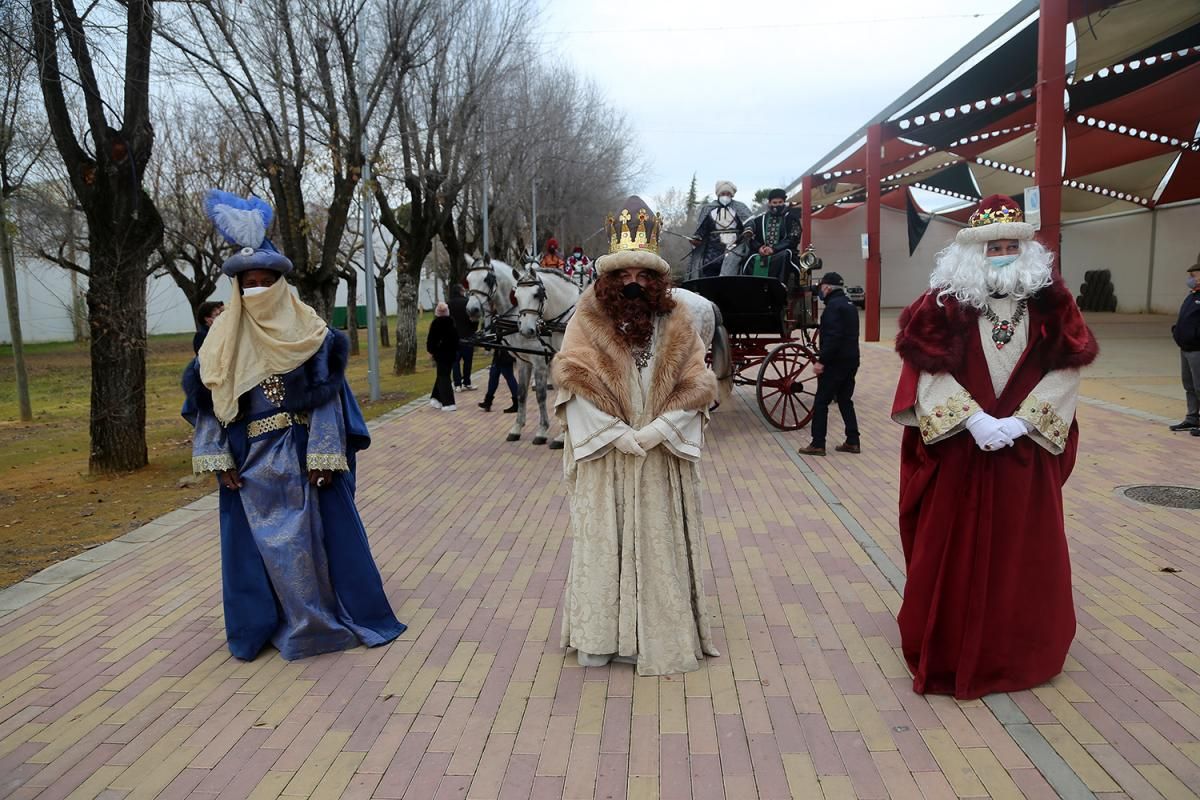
<box><xmin>465</xmin><ymin>255</ymin><xmax>498</xmax><ymax>324</ymax></box>
<box><xmin>513</xmin><ymin>266</ymin><xmax>547</xmax><ymax>338</ymax></box>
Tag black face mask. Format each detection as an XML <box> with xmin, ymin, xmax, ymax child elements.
<box><xmin>622</xmin><ymin>282</ymin><xmax>646</xmax><ymax>300</ymax></box>
<box><xmin>770</xmin><ymin>205</ymin><xmax>786</xmax><ymax>216</ymax></box>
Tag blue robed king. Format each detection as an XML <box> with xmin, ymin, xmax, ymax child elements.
<box><xmin>181</xmin><ymin>190</ymin><xmax>404</xmax><ymax>661</ymax></box>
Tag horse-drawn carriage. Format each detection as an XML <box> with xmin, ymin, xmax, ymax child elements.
<box><xmin>464</xmin><ymin>239</ymin><xmax>827</xmax><ymax>442</ymax></box>
<box><xmin>681</xmin><ymin>246</ymin><xmax>825</xmax><ymax>431</ymax></box>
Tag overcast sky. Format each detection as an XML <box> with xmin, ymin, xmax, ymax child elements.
<box><xmin>539</xmin><ymin>0</ymin><xmax>1009</xmax><ymax>206</ymax></box>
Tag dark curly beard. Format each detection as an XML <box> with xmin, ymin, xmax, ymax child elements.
<box><xmin>594</xmin><ymin>272</ymin><xmax>677</xmax><ymax>348</ymax></box>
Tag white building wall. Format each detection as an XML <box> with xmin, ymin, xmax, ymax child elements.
<box><xmin>2</xmin><ymin>248</ymin><xmax>444</xmax><ymax>344</ymax></box>
<box><xmin>806</xmin><ymin>200</ymin><xmax>1200</xmax><ymax>314</ymax></box>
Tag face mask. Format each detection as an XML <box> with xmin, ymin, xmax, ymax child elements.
<box><xmin>718</xmin><ymin>196</ymin><xmax>732</xmax><ymax>207</ymax></box>
<box><xmin>770</xmin><ymin>205</ymin><xmax>785</xmax><ymax>216</ymax></box>
<box><xmin>242</xmin><ymin>285</ymin><xmax>271</xmax><ymax>297</ymax></box>
<box><xmin>1188</xmin><ymin>276</ymin><xmax>1198</xmax><ymax>290</ymax></box>
<box><xmin>622</xmin><ymin>282</ymin><xmax>646</xmax><ymax>300</ymax></box>
<box><xmin>987</xmin><ymin>255</ymin><xmax>1018</xmax><ymax>269</ymax></box>
<box><xmin>573</xmin><ymin>252</ymin><xmax>582</xmax><ymax>259</ymax></box>
<box><xmin>548</xmin><ymin>248</ymin><xmax>557</xmax><ymax>254</ymax></box>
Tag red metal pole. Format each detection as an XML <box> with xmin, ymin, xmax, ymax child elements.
<box><xmin>1034</xmin><ymin>0</ymin><xmax>1067</xmax><ymax>270</ymax></box>
<box><xmin>865</xmin><ymin>124</ymin><xmax>882</xmax><ymax>342</ymax></box>
<box><xmin>801</xmin><ymin>174</ymin><xmax>813</xmax><ymax>251</ymax></box>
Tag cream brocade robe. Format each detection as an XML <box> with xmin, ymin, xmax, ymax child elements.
<box><xmin>556</xmin><ymin>318</ymin><xmax>719</xmax><ymax>676</ymax></box>
<box><xmin>892</xmin><ymin>294</ymin><xmax>1080</xmax><ymax>450</ymax></box>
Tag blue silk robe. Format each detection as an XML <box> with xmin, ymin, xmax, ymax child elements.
<box><xmin>183</xmin><ymin>331</ymin><xmax>405</xmax><ymax>660</ymax></box>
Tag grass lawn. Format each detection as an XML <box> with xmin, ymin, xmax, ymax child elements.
<box><xmin>0</xmin><ymin>315</ymin><xmax>440</xmax><ymax>588</ymax></box>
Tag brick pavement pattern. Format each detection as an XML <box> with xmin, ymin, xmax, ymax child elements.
<box><xmin>1</xmin><ymin>345</ymin><xmax>1198</xmax><ymax>799</ymax></box>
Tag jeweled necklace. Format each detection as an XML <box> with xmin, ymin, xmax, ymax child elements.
<box><xmin>981</xmin><ymin>298</ymin><xmax>1027</xmax><ymax>350</ymax></box>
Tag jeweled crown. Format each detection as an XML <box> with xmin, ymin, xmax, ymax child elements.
<box><xmin>967</xmin><ymin>195</ymin><xmax>1024</xmax><ymax>228</ymax></box>
<box><xmin>606</xmin><ymin>196</ymin><xmax>661</xmax><ymax>255</ymax></box>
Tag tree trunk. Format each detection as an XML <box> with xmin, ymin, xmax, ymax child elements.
<box><xmin>68</xmin><ymin>213</ymin><xmax>86</xmax><ymax>342</ymax></box>
<box><xmin>344</xmin><ymin>270</ymin><xmax>359</xmax><ymax>356</ymax></box>
<box><xmin>376</xmin><ymin>276</ymin><xmax>389</xmax><ymax>347</ymax></box>
<box><xmin>393</xmin><ymin>270</ymin><xmax>419</xmax><ymax>374</ymax></box>
<box><xmin>86</xmin><ymin>246</ymin><xmax>149</xmax><ymax>472</ymax></box>
<box><xmin>297</xmin><ymin>279</ymin><xmax>337</xmax><ymax>323</ymax></box>
<box><xmin>0</xmin><ymin>194</ymin><xmax>33</xmax><ymax>421</ymax></box>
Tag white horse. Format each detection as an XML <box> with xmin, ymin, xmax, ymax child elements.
<box><xmin>464</xmin><ymin>255</ymin><xmax>560</xmax><ymax>446</ymax></box>
<box><xmin>511</xmin><ymin>262</ymin><xmax>584</xmax><ymax>448</ymax></box>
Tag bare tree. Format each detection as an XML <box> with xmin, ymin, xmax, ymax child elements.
<box><xmin>374</xmin><ymin>0</ymin><xmax>533</xmax><ymax>373</ymax></box>
<box><xmin>0</xmin><ymin>3</ymin><xmax>49</xmax><ymax>422</ymax></box>
<box><xmin>479</xmin><ymin>64</ymin><xmax>638</xmax><ymax>263</ymax></box>
<box><xmin>30</xmin><ymin>0</ymin><xmax>163</xmax><ymax>473</ymax></box>
<box><xmin>148</xmin><ymin>100</ymin><xmax>256</xmax><ymax>325</ymax></box>
<box><xmin>156</xmin><ymin>0</ymin><xmax>438</xmax><ymax>321</ymax></box>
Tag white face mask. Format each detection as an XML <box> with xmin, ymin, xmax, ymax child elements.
<box><xmin>718</xmin><ymin>196</ymin><xmax>732</xmax><ymax>207</ymax></box>
<box><xmin>242</xmin><ymin>285</ymin><xmax>272</xmax><ymax>297</ymax></box>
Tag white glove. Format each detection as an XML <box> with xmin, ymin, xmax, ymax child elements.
<box><xmin>633</xmin><ymin>422</ymin><xmax>667</xmax><ymax>451</ymax></box>
<box><xmin>613</xmin><ymin>429</ymin><xmax>646</xmax><ymax>457</ymax></box>
<box><xmin>996</xmin><ymin>416</ymin><xmax>1033</xmax><ymax>442</ymax></box>
<box><xmin>965</xmin><ymin>411</ymin><xmax>1014</xmax><ymax>452</ymax></box>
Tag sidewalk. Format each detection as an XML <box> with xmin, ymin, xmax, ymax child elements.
<box><xmin>1</xmin><ymin>342</ymin><xmax>1198</xmax><ymax>799</ymax></box>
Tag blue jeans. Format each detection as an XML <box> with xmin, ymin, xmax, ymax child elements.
<box><xmin>451</xmin><ymin>343</ymin><xmax>475</xmax><ymax>387</ymax></box>
<box><xmin>484</xmin><ymin>359</ymin><xmax>518</xmax><ymax>405</ymax></box>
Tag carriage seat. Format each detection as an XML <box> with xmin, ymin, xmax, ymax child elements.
<box><xmin>741</xmin><ymin>250</ymin><xmax>803</xmax><ymax>290</ymax></box>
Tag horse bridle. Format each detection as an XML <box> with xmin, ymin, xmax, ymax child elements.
<box><xmin>467</xmin><ymin>261</ymin><xmax>502</xmax><ymax>324</ymax></box>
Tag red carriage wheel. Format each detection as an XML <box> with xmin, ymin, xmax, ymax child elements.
<box><xmin>755</xmin><ymin>342</ymin><xmax>818</xmax><ymax>430</ymax></box>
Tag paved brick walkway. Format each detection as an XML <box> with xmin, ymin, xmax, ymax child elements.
<box><xmin>1</xmin><ymin>345</ymin><xmax>1198</xmax><ymax>799</ymax></box>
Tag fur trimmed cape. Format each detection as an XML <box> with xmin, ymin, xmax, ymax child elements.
<box><xmin>895</xmin><ymin>276</ymin><xmax>1098</xmax><ymax>375</ymax></box>
<box><xmin>552</xmin><ymin>288</ymin><xmax>717</xmax><ymax>423</ymax></box>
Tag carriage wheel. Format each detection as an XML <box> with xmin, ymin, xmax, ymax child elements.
<box><xmin>755</xmin><ymin>342</ymin><xmax>818</xmax><ymax>430</ymax></box>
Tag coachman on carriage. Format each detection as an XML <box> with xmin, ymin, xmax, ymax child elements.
<box><xmin>682</xmin><ymin>188</ymin><xmax>827</xmax><ymax>430</ymax></box>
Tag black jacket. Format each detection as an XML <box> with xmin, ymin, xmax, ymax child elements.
<box><xmin>448</xmin><ymin>295</ymin><xmax>477</xmax><ymax>339</ymax></box>
<box><xmin>426</xmin><ymin>316</ymin><xmax>459</xmax><ymax>362</ymax></box>
<box><xmin>744</xmin><ymin>208</ymin><xmax>801</xmax><ymax>253</ymax></box>
<box><xmin>817</xmin><ymin>288</ymin><xmax>860</xmax><ymax>367</ymax></box>
<box><xmin>1174</xmin><ymin>290</ymin><xmax>1200</xmax><ymax>351</ymax></box>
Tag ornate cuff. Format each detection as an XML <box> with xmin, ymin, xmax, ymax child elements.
<box><xmin>193</xmin><ymin>453</ymin><xmax>235</xmax><ymax>474</ymax></box>
<box><xmin>307</xmin><ymin>452</ymin><xmax>349</xmax><ymax>472</ymax></box>
<box><xmin>1015</xmin><ymin>396</ymin><xmax>1068</xmax><ymax>450</ymax></box>
<box><xmin>918</xmin><ymin>391</ymin><xmax>980</xmax><ymax>443</ymax></box>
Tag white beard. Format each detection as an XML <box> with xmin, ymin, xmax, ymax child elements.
<box><xmin>929</xmin><ymin>240</ymin><xmax>1055</xmax><ymax>309</ymax></box>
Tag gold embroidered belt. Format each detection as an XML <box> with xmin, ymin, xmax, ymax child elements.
<box><xmin>246</xmin><ymin>411</ymin><xmax>309</xmax><ymax>439</ymax></box>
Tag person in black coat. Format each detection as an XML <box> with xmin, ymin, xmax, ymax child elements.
<box><xmin>1169</xmin><ymin>255</ymin><xmax>1200</xmax><ymax>435</ymax></box>
<box><xmin>741</xmin><ymin>189</ymin><xmax>802</xmax><ymax>280</ymax></box>
<box><xmin>447</xmin><ymin>284</ymin><xmax>478</xmax><ymax>390</ymax></box>
<box><xmin>426</xmin><ymin>302</ymin><xmax>459</xmax><ymax>410</ymax></box>
<box><xmin>192</xmin><ymin>300</ymin><xmax>225</xmax><ymax>354</ymax></box>
<box><xmin>798</xmin><ymin>272</ymin><xmax>861</xmax><ymax>456</ymax></box>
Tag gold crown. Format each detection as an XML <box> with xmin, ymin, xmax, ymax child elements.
<box><xmin>607</xmin><ymin>202</ymin><xmax>661</xmax><ymax>255</ymax></box>
<box><xmin>967</xmin><ymin>201</ymin><xmax>1023</xmax><ymax>228</ymax></box>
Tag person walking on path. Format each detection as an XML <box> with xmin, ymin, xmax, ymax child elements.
<box><xmin>1169</xmin><ymin>253</ymin><xmax>1200</xmax><ymax>435</ymax></box>
<box><xmin>447</xmin><ymin>284</ymin><xmax>477</xmax><ymax>391</ymax></box>
<box><xmin>798</xmin><ymin>271</ymin><xmax>861</xmax><ymax>456</ymax></box>
<box><xmin>182</xmin><ymin>190</ymin><xmax>405</xmax><ymax>662</ymax></box>
<box><xmin>427</xmin><ymin>302</ymin><xmax>459</xmax><ymax>411</ymax></box>
<box><xmin>553</xmin><ymin>196</ymin><xmax>720</xmax><ymax>676</ymax></box>
<box><xmin>478</xmin><ymin>346</ymin><xmax>519</xmax><ymax>413</ymax></box>
<box><xmin>890</xmin><ymin>194</ymin><xmax>1097</xmax><ymax>699</ymax></box>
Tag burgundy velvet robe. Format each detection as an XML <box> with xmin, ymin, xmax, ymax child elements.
<box><xmin>891</xmin><ymin>280</ymin><xmax>1098</xmax><ymax>699</ymax></box>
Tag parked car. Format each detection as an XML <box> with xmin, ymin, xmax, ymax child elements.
<box><xmin>845</xmin><ymin>285</ymin><xmax>865</xmax><ymax>308</ymax></box>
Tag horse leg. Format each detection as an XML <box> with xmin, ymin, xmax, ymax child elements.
<box><xmin>531</xmin><ymin>362</ymin><xmax>549</xmax><ymax>445</ymax></box>
<box><xmin>507</xmin><ymin>360</ymin><xmax>530</xmax><ymax>442</ymax></box>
